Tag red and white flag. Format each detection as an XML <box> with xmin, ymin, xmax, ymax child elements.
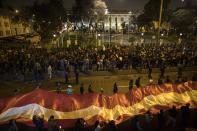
<box><xmin>0</xmin><ymin>81</ymin><xmax>196</xmax><ymax>128</ymax></box>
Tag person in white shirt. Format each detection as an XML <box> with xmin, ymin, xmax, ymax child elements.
<box><xmin>48</xmin><ymin>65</ymin><xmax>52</xmax><ymax>79</ymax></box>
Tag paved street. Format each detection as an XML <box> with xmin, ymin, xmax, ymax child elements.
<box><xmin>0</xmin><ymin>69</ymin><xmax>196</xmax><ymax>98</ymax></box>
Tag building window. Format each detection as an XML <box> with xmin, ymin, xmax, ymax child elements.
<box><xmin>0</xmin><ymin>31</ymin><xmax>3</xmax><ymax>36</ymax></box>
<box><xmin>6</xmin><ymin>30</ymin><xmax>10</xmax><ymax>35</ymax></box>
<box><xmin>4</xmin><ymin>22</ymin><xmax>9</xmax><ymax>27</ymax></box>
<box><xmin>121</xmin><ymin>17</ymin><xmax>124</xmax><ymax>22</ymax></box>
<box><xmin>0</xmin><ymin>22</ymin><xmax>2</xmax><ymax>27</ymax></box>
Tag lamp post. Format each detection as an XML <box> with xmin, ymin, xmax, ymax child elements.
<box><xmin>15</xmin><ymin>9</ymin><xmax>19</xmax><ymax>14</ymax></box>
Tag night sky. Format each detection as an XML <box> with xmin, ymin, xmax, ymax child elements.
<box><xmin>4</xmin><ymin>0</ymin><xmax>197</xmax><ymax>12</ymax></box>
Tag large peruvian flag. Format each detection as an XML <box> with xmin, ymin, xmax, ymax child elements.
<box><xmin>0</xmin><ymin>81</ymin><xmax>196</xmax><ymax>128</ymax></box>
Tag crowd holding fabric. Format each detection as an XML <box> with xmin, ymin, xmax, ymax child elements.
<box><xmin>0</xmin><ymin>81</ymin><xmax>196</xmax><ymax>128</ymax></box>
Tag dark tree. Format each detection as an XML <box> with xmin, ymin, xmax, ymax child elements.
<box><xmin>0</xmin><ymin>0</ymin><xmax>2</xmax><ymax>8</ymax></box>
<box><xmin>144</xmin><ymin>0</ymin><xmax>171</xmax><ymax>21</ymax></box>
<box><xmin>73</xmin><ymin>0</ymin><xmax>94</xmax><ymax>20</ymax></box>
<box><xmin>22</xmin><ymin>0</ymin><xmax>66</xmax><ymax>41</ymax></box>
<box><xmin>72</xmin><ymin>0</ymin><xmax>107</xmax><ymax>31</ymax></box>
<box><xmin>72</xmin><ymin>0</ymin><xmax>94</xmax><ymax>30</ymax></box>
<box><xmin>137</xmin><ymin>0</ymin><xmax>171</xmax><ymax>29</ymax></box>
<box><xmin>170</xmin><ymin>8</ymin><xmax>195</xmax><ymax>34</ymax></box>
<box><xmin>136</xmin><ymin>13</ymin><xmax>152</xmax><ymax>29</ymax></box>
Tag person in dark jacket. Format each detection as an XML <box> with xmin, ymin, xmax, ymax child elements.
<box><xmin>133</xmin><ymin>116</ymin><xmax>142</xmax><ymax>131</ymax></box>
<box><xmin>157</xmin><ymin>109</ymin><xmax>165</xmax><ymax>129</ymax></box>
<box><xmin>88</xmin><ymin>84</ymin><xmax>93</xmax><ymax>93</ymax></box>
<box><xmin>32</xmin><ymin>115</ymin><xmax>44</xmax><ymax>131</ymax></box>
<box><xmin>129</xmin><ymin>79</ymin><xmax>133</xmax><ymax>90</ymax></box>
<box><xmin>75</xmin><ymin>118</ymin><xmax>86</xmax><ymax>131</ymax></box>
<box><xmin>8</xmin><ymin>119</ymin><xmax>18</xmax><ymax>131</ymax></box>
<box><xmin>48</xmin><ymin>115</ymin><xmax>58</xmax><ymax>131</ymax></box>
<box><xmin>107</xmin><ymin>120</ymin><xmax>117</xmax><ymax>131</ymax></box>
<box><xmin>135</xmin><ymin>77</ymin><xmax>141</xmax><ymax>88</ymax></box>
<box><xmin>181</xmin><ymin>103</ymin><xmax>190</xmax><ymax>127</ymax></box>
<box><xmin>80</xmin><ymin>83</ymin><xmax>84</xmax><ymax>94</ymax></box>
<box><xmin>113</xmin><ymin>82</ymin><xmax>118</xmax><ymax>94</ymax></box>
<box><xmin>147</xmin><ymin>62</ymin><xmax>152</xmax><ymax>79</ymax></box>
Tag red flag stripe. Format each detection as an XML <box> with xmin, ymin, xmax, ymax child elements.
<box><xmin>0</xmin><ymin>82</ymin><xmax>196</xmax><ymax>113</ymax></box>
<box><xmin>0</xmin><ymin>88</ymin><xmax>196</xmax><ymax>127</ymax></box>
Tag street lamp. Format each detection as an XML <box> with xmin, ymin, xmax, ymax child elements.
<box><xmin>15</xmin><ymin>9</ymin><xmax>19</xmax><ymax>14</ymax></box>
<box><xmin>178</xmin><ymin>33</ymin><xmax>183</xmax><ymax>44</ymax></box>
<box><xmin>141</xmin><ymin>33</ymin><xmax>144</xmax><ymax>44</ymax></box>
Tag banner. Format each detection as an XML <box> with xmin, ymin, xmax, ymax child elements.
<box><xmin>0</xmin><ymin>81</ymin><xmax>196</xmax><ymax>128</ymax></box>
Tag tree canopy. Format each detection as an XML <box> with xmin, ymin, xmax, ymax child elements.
<box><xmin>23</xmin><ymin>0</ymin><xmax>66</xmax><ymax>41</ymax></box>
<box><xmin>137</xmin><ymin>0</ymin><xmax>171</xmax><ymax>28</ymax></box>
<box><xmin>0</xmin><ymin>0</ymin><xmax>3</xmax><ymax>8</ymax></box>
<box><xmin>170</xmin><ymin>8</ymin><xmax>196</xmax><ymax>33</ymax></box>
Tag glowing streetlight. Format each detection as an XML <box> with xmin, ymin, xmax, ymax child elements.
<box><xmin>15</xmin><ymin>9</ymin><xmax>19</xmax><ymax>14</ymax></box>
<box><xmin>141</xmin><ymin>33</ymin><xmax>144</xmax><ymax>36</ymax></box>
<box><xmin>105</xmin><ymin>9</ymin><xmax>109</xmax><ymax>15</ymax></box>
<box><xmin>53</xmin><ymin>34</ymin><xmax>56</xmax><ymax>37</ymax></box>
<box><xmin>180</xmin><ymin>33</ymin><xmax>183</xmax><ymax>36</ymax></box>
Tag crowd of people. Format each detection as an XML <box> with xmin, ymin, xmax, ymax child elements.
<box><xmin>52</xmin><ymin>73</ymin><xmax>196</xmax><ymax>96</ymax></box>
<box><xmin>2</xmin><ymin>43</ymin><xmax>196</xmax><ymax>131</ymax></box>
<box><xmin>8</xmin><ymin>103</ymin><xmax>194</xmax><ymax>131</ymax></box>
<box><xmin>0</xmin><ymin>43</ymin><xmax>197</xmax><ymax>82</ymax></box>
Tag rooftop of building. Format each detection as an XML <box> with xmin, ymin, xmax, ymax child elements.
<box><xmin>107</xmin><ymin>10</ymin><xmax>133</xmax><ymax>14</ymax></box>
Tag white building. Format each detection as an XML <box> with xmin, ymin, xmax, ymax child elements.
<box><xmin>0</xmin><ymin>9</ymin><xmax>32</xmax><ymax>38</ymax></box>
<box><xmin>0</xmin><ymin>15</ymin><xmax>12</xmax><ymax>37</ymax></box>
<box><xmin>104</xmin><ymin>10</ymin><xmax>134</xmax><ymax>32</ymax></box>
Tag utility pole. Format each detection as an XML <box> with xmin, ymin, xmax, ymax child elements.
<box><xmin>157</xmin><ymin>0</ymin><xmax>164</xmax><ymax>44</ymax></box>
<box><xmin>109</xmin><ymin>13</ymin><xmax>112</xmax><ymax>47</ymax></box>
